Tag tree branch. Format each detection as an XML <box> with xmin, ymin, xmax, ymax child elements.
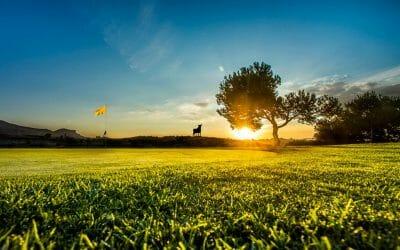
<box><xmin>277</xmin><ymin>115</ymin><xmax>297</xmax><ymax>128</ymax></box>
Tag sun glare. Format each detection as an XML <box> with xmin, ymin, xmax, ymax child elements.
<box><xmin>232</xmin><ymin>127</ymin><xmax>259</xmax><ymax>140</ymax></box>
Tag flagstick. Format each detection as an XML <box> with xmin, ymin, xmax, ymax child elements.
<box><xmin>104</xmin><ymin>104</ymin><xmax>107</xmax><ymax>148</ymax></box>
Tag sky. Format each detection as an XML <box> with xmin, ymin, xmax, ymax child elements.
<box><xmin>0</xmin><ymin>0</ymin><xmax>399</xmax><ymax>139</ymax></box>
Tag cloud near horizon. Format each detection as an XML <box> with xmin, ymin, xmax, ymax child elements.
<box><xmin>296</xmin><ymin>65</ymin><xmax>400</xmax><ymax>100</ymax></box>
<box><xmin>127</xmin><ymin>97</ymin><xmax>216</xmax><ymax>123</ymax></box>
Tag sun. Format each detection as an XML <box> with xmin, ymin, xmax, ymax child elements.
<box><xmin>232</xmin><ymin>127</ymin><xmax>259</xmax><ymax>140</ymax></box>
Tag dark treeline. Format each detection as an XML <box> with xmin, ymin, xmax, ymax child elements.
<box><xmin>315</xmin><ymin>91</ymin><xmax>400</xmax><ymax>143</ymax></box>
<box><xmin>0</xmin><ymin>135</ymin><xmax>270</xmax><ymax>148</ymax></box>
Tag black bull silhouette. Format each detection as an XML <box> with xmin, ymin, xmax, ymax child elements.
<box><xmin>193</xmin><ymin>124</ymin><xmax>202</xmax><ymax>136</ymax></box>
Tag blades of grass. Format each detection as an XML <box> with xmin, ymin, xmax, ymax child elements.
<box><xmin>32</xmin><ymin>220</ymin><xmax>45</xmax><ymax>250</ymax></box>
<box><xmin>22</xmin><ymin>231</ymin><xmax>30</xmax><ymax>250</ymax></box>
<box><xmin>0</xmin><ymin>226</ymin><xmax>14</xmax><ymax>242</ymax></box>
<box><xmin>80</xmin><ymin>233</ymin><xmax>95</xmax><ymax>249</ymax></box>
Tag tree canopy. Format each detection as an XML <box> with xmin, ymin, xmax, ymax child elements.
<box><xmin>216</xmin><ymin>62</ymin><xmax>323</xmax><ymax>145</ymax></box>
<box><xmin>315</xmin><ymin>91</ymin><xmax>400</xmax><ymax>143</ymax></box>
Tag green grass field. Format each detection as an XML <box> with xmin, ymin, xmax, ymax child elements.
<box><xmin>0</xmin><ymin>144</ymin><xmax>399</xmax><ymax>249</ymax></box>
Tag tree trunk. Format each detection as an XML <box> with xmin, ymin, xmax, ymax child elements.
<box><xmin>271</xmin><ymin>120</ymin><xmax>280</xmax><ymax>146</ymax></box>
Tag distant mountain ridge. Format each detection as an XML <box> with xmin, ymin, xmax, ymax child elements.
<box><xmin>0</xmin><ymin>120</ymin><xmax>85</xmax><ymax>139</ymax></box>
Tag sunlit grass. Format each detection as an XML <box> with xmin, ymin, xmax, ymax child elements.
<box><xmin>0</xmin><ymin>144</ymin><xmax>399</xmax><ymax>248</ymax></box>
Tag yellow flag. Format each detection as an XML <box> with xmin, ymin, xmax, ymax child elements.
<box><xmin>94</xmin><ymin>105</ymin><xmax>107</xmax><ymax>116</ymax></box>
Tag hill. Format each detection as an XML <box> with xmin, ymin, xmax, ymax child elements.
<box><xmin>0</xmin><ymin>120</ymin><xmax>84</xmax><ymax>139</ymax></box>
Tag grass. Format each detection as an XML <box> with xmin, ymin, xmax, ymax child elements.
<box><xmin>0</xmin><ymin>144</ymin><xmax>399</xmax><ymax>249</ymax></box>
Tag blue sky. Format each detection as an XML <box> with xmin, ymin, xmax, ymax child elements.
<box><xmin>1</xmin><ymin>0</ymin><xmax>399</xmax><ymax>138</ymax></box>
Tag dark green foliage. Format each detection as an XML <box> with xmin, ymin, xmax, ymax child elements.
<box><xmin>275</xmin><ymin>90</ymin><xmax>319</xmax><ymax>125</ymax></box>
<box><xmin>315</xmin><ymin>91</ymin><xmax>400</xmax><ymax>143</ymax></box>
<box><xmin>216</xmin><ymin>62</ymin><xmax>281</xmax><ymax>130</ymax></box>
<box><xmin>216</xmin><ymin>62</ymin><xmax>321</xmax><ymax>145</ymax></box>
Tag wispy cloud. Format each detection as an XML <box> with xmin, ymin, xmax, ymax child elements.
<box><xmin>353</xmin><ymin>65</ymin><xmax>400</xmax><ymax>85</ymax></box>
<box><xmin>310</xmin><ymin>74</ymin><xmax>349</xmax><ymax>85</ymax></box>
<box><xmin>103</xmin><ymin>2</ymin><xmax>176</xmax><ymax>72</ymax></box>
<box><xmin>126</xmin><ymin>96</ymin><xmax>217</xmax><ymax>123</ymax></box>
<box><xmin>137</xmin><ymin>3</ymin><xmax>155</xmax><ymax>28</ymax></box>
<box><xmin>127</xmin><ymin>26</ymin><xmax>174</xmax><ymax>71</ymax></box>
<box><xmin>193</xmin><ymin>102</ymin><xmax>209</xmax><ymax>108</ymax></box>
<box><xmin>291</xmin><ymin>65</ymin><xmax>400</xmax><ymax>100</ymax></box>
<box><xmin>305</xmin><ymin>81</ymin><xmax>381</xmax><ymax>101</ymax></box>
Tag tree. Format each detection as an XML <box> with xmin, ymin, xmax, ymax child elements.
<box><xmin>314</xmin><ymin>91</ymin><xmax>400</xmax><ymax>143</ymax></box>
<box><xmin>344</xmin><ymin>91</ymin><xmax>400</xmax><ymax>142</ymax></box>
<box><xmin>313</xmin><ymin>95</ymin><xmax>348</xmax><ymax>142</ymax></box>
<box><xmin>216</xmin><ymin>62</ymin><xmax>321</xmax><ymax>145</ymax></box>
